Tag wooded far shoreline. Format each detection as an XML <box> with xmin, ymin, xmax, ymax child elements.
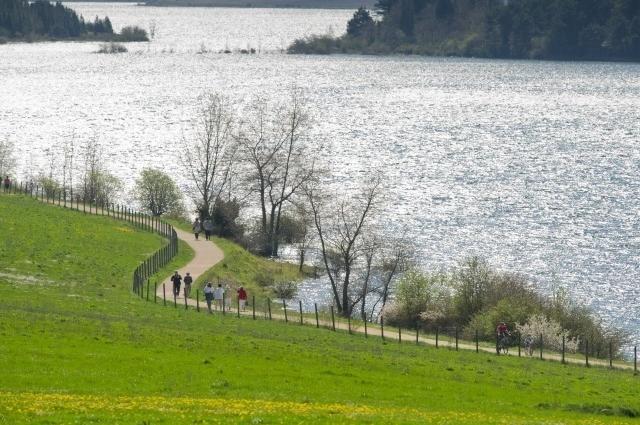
<box><xmin>0</xmin><ymin>0</ymin><xmax>149</xmax><ymax>43</ymax></box>
<box><xmin>288</xmin><ymin>0</ymin><xmax>640</xmax><ymax>62</ymax></box>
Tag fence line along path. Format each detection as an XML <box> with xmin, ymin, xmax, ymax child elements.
<box><xmin>157</xmin><ymin>229</ymin><xmax>224</xmax><ymax>304</ymax></box>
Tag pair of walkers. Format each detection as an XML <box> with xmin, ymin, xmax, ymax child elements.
<box><xmin>203</xmin><ymin>283</ymin><xmax>247</xmax><ymax>314</ymax></box>
<box><xmin>170</xmin><ymin>271</ymin><xmax>193</xmax><ymax>298</ymax></box>
<box><xmin>192</xmin><ymin>217</ymin><xmax>214</xmax><ymax>241</ymax></box>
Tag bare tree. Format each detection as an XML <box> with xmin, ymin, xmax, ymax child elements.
<box><xmin>61</xmin><ymin>136</ymin><xmax>76</xmax><ymax>199</ymax></box>
<box><xmin>367</xmin><ymin>238</ymin><xmax>412</xmax><ymax>321</ymax></box>
<box><xmin>306</xmin><ymin>178</ymin><xmax>382</xmax><ymax>317</ymax></box>
<box><xmin>0</xmin><ymin>138</ymin><xmax>16</xmax><ymax>178</ymax></box>
<box><xmin>292</xmin><ymin>202</ymin><xmax>315</xmax><ymax>272</ymax></box>
<box><xmin>78</xmin><ymin>137</ymin><xmax>121</xmax><ymax>205</ymax></box>
<box><xmin>237</xmin><ymin>89</ymin><xmax>315</xmax><ymax>257</ymax></box>
<box><xmin>182</xmin><ymin>93</ymin><xmax>236</xmax><ymax>219</ymax></box>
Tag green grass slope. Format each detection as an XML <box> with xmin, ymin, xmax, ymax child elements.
<box><xmin>1</xmin><ymin>195</ymin><xmax>639</xmax><ymax>424</ymax></box>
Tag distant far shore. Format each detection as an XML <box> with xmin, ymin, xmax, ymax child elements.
<box><xmin>63</xmin><ymin>0</ymin><xmax>370</xmax><ymax>8</ymax></box>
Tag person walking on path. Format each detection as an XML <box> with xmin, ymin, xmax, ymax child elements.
<box><xmin>237</xmin><ymin>286</ymin><xmax>247</xmax><ymax>311</ymax></box>
<box><xmin>204</xmin><ymin>282</ymin><xmax>214</xmax><ymax>313</ymax></box>
<box><xmin>183</xmin><ymin>272</ymin><xmax>193</xmax><ymax>298</ymax></box>
<box><xmin>171</xmin><ymin>271</ymin><xmax>182</xmax><ymax>297</ymax></box>
<box><xmin>192</xmin><ymin>218</ymin><xmax>202</xmax><ymax>240</ymax></box>
<box><xmin>213</xmin><ymin>283</ymin><xmax>224</xmax><ymax>311</ymax></box>
<box><xmin>3</xmin><ymin>176</ymin><xmax>10</xmax><ymax>191</ymax></box>
<box><xmin>203</xmin><ymin>217</ymin><xmax>214</xmax><ymax>241</ymax></box>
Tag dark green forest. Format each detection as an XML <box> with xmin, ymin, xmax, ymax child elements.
<box><xmin>289</xmin><ymin>0</ymin><xmax>640</xmax><ymax>61</ymax></box>
<box><xmin>0</xmin><ymin>0</ymin><xmax>115</xmax><ymax>40</ymax></box>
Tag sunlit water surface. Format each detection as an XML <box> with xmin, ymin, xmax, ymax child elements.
<box><xmin>2</xmin><ymin>3</ymin><xmax>640</xmax><ymax>341</ymax></box>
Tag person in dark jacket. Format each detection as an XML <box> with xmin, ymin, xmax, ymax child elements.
<box><xmin>171</xmin><ymin>271</ymin><xmax>182</xmax><ymax>297</ymax></box>
<box><xmin>203</xmin><ymin>217</ymin><xmax>214</xmax><ymax>241</ymax></box>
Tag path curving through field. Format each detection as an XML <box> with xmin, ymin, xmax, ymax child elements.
<box><xmin>156</xmin><ymin>229</ymin><xmax>224</xmax><ymax>305</ymax></box>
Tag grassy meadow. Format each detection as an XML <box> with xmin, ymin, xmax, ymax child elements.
<box><xmin>1</xmin><ymin>194</ymin><xmax>640</xmax><ymax>424</ymax></box>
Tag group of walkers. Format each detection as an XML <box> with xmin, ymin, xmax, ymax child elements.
<box><xmin>170</xmin><ymin>271</ymin><xmax>193</xmax><ymax>298</ymax></box>
<box><xmin>170</xmin><ymin>270</ymin><xmax>248</xmax><ymax>315</ymax></box>
<box><xmin>192</xmin><ymin>217</ymin><xmax>214</xmax><ymax>241</ymax></box>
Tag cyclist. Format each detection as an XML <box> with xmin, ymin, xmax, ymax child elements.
<box><xmin>496</xmin><ymin>322</ymin><xmax>509</xmax><ymax>338</ymax></box>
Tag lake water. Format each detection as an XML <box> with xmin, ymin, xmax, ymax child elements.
<box><xmin>2</xmin><ymin>3</ymin><xmax>640</xmax><ymax>341</ymax></box>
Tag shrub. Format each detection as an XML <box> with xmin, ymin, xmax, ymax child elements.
<box><xmin>35</xmin><ymin>175</ymin><xmax>61</xmax><ymax>198</ymax></box>
<box><xmin>516</xmin><ymin>314</ymin><xmax>580</xmax><ymax>353</ymax></box>
<box><xmin>463</xmin><ymin>298</ymin><xmax>539</xmax><ymax>341</ymax></box>
<box><xmin>272</xmin><ymin>281</ymin><xmax>297</xmax><ymax>300</ymax></box>
<box><xmin>118</xmin><ymin>25</ymin><xmax>148</xmax><ymax>42</ymax></box>
<box><xmin>287</xmin><ymin>35</ymin><xmax>339</xmax><ymax>54</ymax></box>
<box><xmin>384</xmin><ymin>269</ymin><xmax>452</xmax><ymax>328</ymax></box>
<box><xmin>97</xmin><ymin>42</ymin><xmax>127</xmax><ymax>54</ymax></box>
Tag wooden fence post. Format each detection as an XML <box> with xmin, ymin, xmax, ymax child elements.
<box><xmin>364</xmin><ymin>313</ymin><xmax>368</xmax><ymax>338</ymax></box>
<box><xmin>562</xmin><ymin>335</ymin><xmax>565</xmax><ymax>364</ymax></box>
<box><xmin>163</xmin><ymin>284</ymin><xmax>166</xmax><ymax>306</ymax></box>
<box><xmin>398</xmin><ymin>327</ymin><xmax>401</xmax><ymax>343</ymax></box>
<box><xmin>585</xmin><ymin>339</ymin><xmax>589</xmax><ymax>368</ymax></box>
<box><xmin>154</xmin><ymin>281</ymin><xmax>157</xmax><ymax>303</ymax></box>
<box><xmin>314</xmin><ymin>303</ymin><xmax>319</xmax><ymax>328</ymax></box>
<box><xmin>267</xmin><ymin>298</ymin><xmax>272</xmax><ymax>320</ymax></box>
<box><xmin>252</xmin><ymin>296</ymin><xmax>256</xmax><ymax>320</ymax></box>
<box><xmin>196</xmin><ymin>290</ymin><xmax>200</xmax><ymax>312</ymax></box>
<box><xmin>455</xmin><ymin>327</ymin><xmax>459</xmax><ymax>351</ymax></box>
<box><xmin>237</xmin><ymin>297</ymin><xmax>240</xmax><ymax>318</ymax></box>
<box><xmin>381</xmin><ymin>316</ymin><xmax>385</xmax><ymax>341</ymax></box>
<box><xmin>330</xmin><ymin>306</ymin><xmax>335</xmax><ymax>331</ymax></box>
<box><xmin>416</xmin><ymin>323</ymin><xmax>419</xmax><ymax>345</ymax></box>
<box><xmin>435</xmin><ymin>327</ymin><xmax>439</xmax><ymax>349</ymax></box>
<box><xmin>283</xmin><ymin>299</ymin><xmax>288</xmax><ymax>323</ymax></box>
<box><xmin>146</xmin><ymin>280</ymin><xmax>150</xmax><ymax>301</ymax></box>
<box><xmin>299</xmin><ymin>300</ymin><xmax>303</xmax><ymax>325</ymax></box>
<box><xmin>184</xmin><ymin>293</ymin><xmax>188</xmax><ymax>310</ymax></box>
<box><xmin>634</xmin><ymin>346</ymin><xmax>637</xmax><ymax>374</ymax></box>
<box><xmin>609</xmin><ymin>341</ymin><xmax>613</xmax><ymax>368</ymax></box>
<box><xmin>539</xmin><ymin>334</ymin><xmax>543</xmax><ymax>360</ymax></box>
<box><xmin>475</xmin><ymin>329</ymin><xmax>479</xmax><ymax>353</ymax></box>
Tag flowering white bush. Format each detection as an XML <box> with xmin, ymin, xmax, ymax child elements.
<box><xmin>516</xmin><ymin>314</ymin><xmax>580</xmax><ymax>353</ymax></box>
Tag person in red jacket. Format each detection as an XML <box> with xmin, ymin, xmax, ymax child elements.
<box><xmin>237</xmin><ymin>286</ymin><xmax>247</xmax><ymax>311</ymax></box>
<box><xmin>497</xmin><ymin>322</ymin><xmax>509</xmax><ymax>338</ymax></box>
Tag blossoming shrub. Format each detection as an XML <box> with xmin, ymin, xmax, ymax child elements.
<box><xmin>516</xmin><ymin>314</ymin><xmax>580</xmax><ymax>353</ymax></box>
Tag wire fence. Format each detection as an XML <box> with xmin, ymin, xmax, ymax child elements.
<box><xmin>142</xmin><ymin>276</ymin><xmax>640</xmax><ymax>375</ymax></box>
<box><xmin>3</xmin><ymin>179</ymin><xmax>638</xmax><ymax>375</ymax></box>
<box><xmin>1</xmin><ymin>179</ymin><xmax>179</xmax><ymax>295</ymax></box>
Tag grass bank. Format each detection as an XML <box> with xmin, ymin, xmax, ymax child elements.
<box><xmin>1</xmin><ymin>194</ymin><xmax>640</xmax><ymax>424</ymax></box>
<box><xmin>167</xmin><ymin>219</ymin><xmax>308</xmax><ymax>298</ymax></box>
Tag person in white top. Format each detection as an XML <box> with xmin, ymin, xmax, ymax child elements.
<box><xmin>213</xmin><ymin>284</ymin><xmax>224</xmax><ymax>311</ymax></box>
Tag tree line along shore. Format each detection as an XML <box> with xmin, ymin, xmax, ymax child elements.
<box><xmin>288</xmin><ymin>0</ymin><xmax>640</xmax><ymax>62</ymax></box>
<box><xmin>0</xmin><ymin>0</ymin><xmax>148</xmax><ymax>43</ymax></box>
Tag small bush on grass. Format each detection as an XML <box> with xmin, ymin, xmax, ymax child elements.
<box><xmin>97</xmin><ymin>42</ymin><xmax>127</xmax><ymax>54</ymax></box>
<box><xmin>118</xmin><ymin>26</ymin><xmax>148</xmax><ymax>42</ymax></box>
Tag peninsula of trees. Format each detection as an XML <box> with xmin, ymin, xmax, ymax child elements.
<box><xmin>289</xmin><ymin>0</ymin><xmax>640</xmax><ymax>61</ymax></box>
<box><xmin>142</xmin><ymin>0</ymin><xmax>374</xmax><ymax>8</ymax></box>
<box><xmin>0</xmin><ymin>0</ymin><xmax>148</xmax><ymax>42</ymax></box>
